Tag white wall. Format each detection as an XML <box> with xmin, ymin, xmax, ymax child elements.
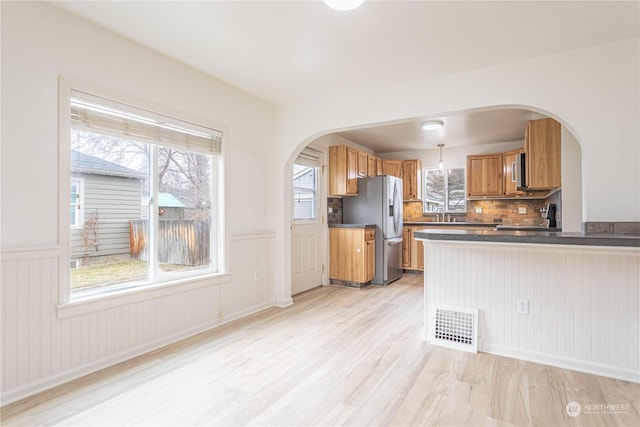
<box><xmin>1</xmin><ymin>2</ymin><xmax>277</xmax><ymax>403</ymax></box>
<box><xmin>274</xmin><ymin>37</ymin><xmax>640</xmax><ymax>300</ymax></box>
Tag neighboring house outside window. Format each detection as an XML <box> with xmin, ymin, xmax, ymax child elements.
<box><xmin>70</xmin><ymin>178</ymin><xmax>84</xmax><ymax>228</ymax></box>
<box><xmin>293</xmin><ymin>163</ymin><xmax>318</xmax><ymax>221</ymax></box>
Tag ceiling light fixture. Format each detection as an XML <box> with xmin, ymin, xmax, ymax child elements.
<box><xmin>421</xmin><ymin>120</ymin><xmax>444</xmax><ymax>131</ymax></box>
<box><xmin>438</xmin><ymin>144</ymin><xmax>445</xmax><ymax>170</ymax></box>
<box><xmin>323</xmin><ymin>0</ymin><xmax>364</xmax><ymax>11</ymax></box>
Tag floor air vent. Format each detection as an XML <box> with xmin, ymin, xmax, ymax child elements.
<box><xmin>432</xmin><ymin>305</ymin><xmax>478</xmax><ymax>353</ymax></box>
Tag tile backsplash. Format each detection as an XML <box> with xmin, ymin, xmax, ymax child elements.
<box><xmin>465</xmin><ymin>199</ymin><xmax>548</xmax><ymax>225</ymax></box>
<box><xmin>327</xmin><ymin>197</ymin><xmax>343</xmax><ymax>224</ymax></box>
<box><xmin>403</xmin><ymin>191</ymin><xmax>562</xmax><ymax>227</ymax></box>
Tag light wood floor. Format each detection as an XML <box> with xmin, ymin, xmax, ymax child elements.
<box><xmin>2</xmin><ymin>273</ymin><xmax>639</xmax><ymax>426</ymax></box>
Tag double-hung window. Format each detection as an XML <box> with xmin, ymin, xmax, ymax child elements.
<box><xmin>67</xmin><ymin>90</ymin><xmax>223</xmax><ymax>299</ymax></box>
<box><xmin>423</xmin><ymin>167</ymin><xmax>466</xmax><ymax>213</ymax></box>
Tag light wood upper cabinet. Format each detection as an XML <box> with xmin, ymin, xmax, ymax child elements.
<box><xmin>503</xmin><ymin>148</ymin><xmax>525</xmax><ymax>197</ymax></box>
<box><xmin>525</xmin><ymin>118</ymin><xmax>561</xmax><ymax>190</ymax></box>
<box><xmin>376</xmin><ymin>157</ymin><xmax>383</xmax><ymax>176</ymax></box>
<box><xmin>329</xmin><ymin>227</ymin><xmax>375</xmax><ymax>283</ymax></box>
<box><xmin>466</xmin><ymin>153</ymin><xmax>504</xmax><ymax>197</ymax></box>
<box><xmin>329</xmin><ymin>145</ymin><xmax>359</xmax><ymax>196</ymax></box>
<box><xmin>367</xmin><ymin>155</ymin><xmax>376</xmax><ymax>177</ymax></box>
<box><xmin>357</xmin><ymin>151</ymin><xmax>369</xmax><ymax>178</ymax></box>
<box><xmin>383</xmin><ymin>160</ymin><xmax>403</xmax><ymax>178</ymax></box>
<box><xmin>402</xmin><ymin>159</ymin><xmax>422</xmax><ymax>201</ymax></box>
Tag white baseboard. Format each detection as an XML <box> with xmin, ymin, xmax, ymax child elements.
<box><xmin>275</xmin><ymin>297</ymin><xmax>293</xmax><ymax>308</ymax></box>
<box><xmin>481</xmin><ymin>342</ymin><xmax>640</xmax><ymax>384</ymax></box>
<box><xmin>2</xmin><ymin>319</ymin><xmax>219</xmax><ymax>406</ymax></box>
<box><xmin>222</xmin><ymin>300</ymin><xmax>275</xmax><ymax>324</ymax></box>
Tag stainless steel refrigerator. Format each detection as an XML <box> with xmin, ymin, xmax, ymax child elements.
<box><xmin>342</xmin><ymin>176</ymin><xmax>403</xmax><ymax>285</ymax></box>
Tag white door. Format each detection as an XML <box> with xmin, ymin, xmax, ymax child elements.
<box><xmin>291</xmin><ymin>149</ymin><xmax>324</xmax><ymax>295</ymax></box>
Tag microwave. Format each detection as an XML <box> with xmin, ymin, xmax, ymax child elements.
<box><xmin>516</xmin><ymin>152</ymin><xmax>527</xmax><ymax>190</ymax></box>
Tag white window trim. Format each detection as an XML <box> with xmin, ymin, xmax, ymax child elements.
<box><xmin>58</xmin><ymin>77</ymin><xmax>229</xmax><ymax>309</ymax></box>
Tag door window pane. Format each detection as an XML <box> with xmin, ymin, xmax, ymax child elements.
<box><xmin>293</xmin><ymin>164</ymin><xmax>318</xmax><ymax>220</ymax></box>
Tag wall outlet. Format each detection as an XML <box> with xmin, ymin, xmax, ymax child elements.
<box><xmin>518</xmin><ymin>206</ymin><xmax>527</xmax><ymax>214</ymax></box>
<box><xmin>475</xmin><ymin>207</ymin><xmax>482</xmax><ymax>214</ymax></box>
<box><xmin>517</xmin><ymin>299</ymin><xmax>529</xmax><ymax>315</ymax></box>
<box><xmin>254</xmin><ymin>270</ymin><xmax>261</xmax><ymax>281</ymax></box>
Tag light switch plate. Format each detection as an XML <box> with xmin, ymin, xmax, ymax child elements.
<box><xmin>518</xmin><ymin>207</ymin><xmax>527</xmax><ymax>214</ymax></box>
<box><xmin>475</xmin><ymin>207</ymin><xmax>482</xmax><ymax>214</ymax></box>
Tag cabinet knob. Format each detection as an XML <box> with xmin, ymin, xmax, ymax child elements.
<box><xmin>356</xmin><ymin>248</ymin><xmax>361</xmax><ymax>253</ymax></box>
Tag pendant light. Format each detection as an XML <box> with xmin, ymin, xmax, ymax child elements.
<box><xmin>438</xmin><ymin>144</ymin><xmax>445</xmax><ymax>170</ymax></box>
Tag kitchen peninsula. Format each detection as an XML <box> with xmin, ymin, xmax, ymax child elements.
<box><xmin>415</xmin><ymin>228</ymin><xmax>640</xmax><ymax>383</ymax></box>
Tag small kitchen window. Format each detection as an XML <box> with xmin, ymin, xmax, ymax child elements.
<box><xmin>292</xmin><ymin>147</ymin><xmax>322</xmax><ymax>222</ymax></box>
<box><xmin>423</xmin><ymin>167</ymin><xmax>466</xmax><ymax>213</ymax></box>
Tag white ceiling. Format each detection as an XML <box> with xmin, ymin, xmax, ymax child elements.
<box><xmin>52</xmin><ymin>1</ymin><xmax>639</xmax><ymax>152</ymax></box>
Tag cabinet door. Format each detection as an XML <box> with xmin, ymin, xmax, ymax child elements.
<box><xmin>346</xmin><ymin>147</ymin><xmax>359</xmax><ymax>195</ymax></box>
<box><xmin>383</xmin><ymin>160</ymin><xmax>403</xmax><ymax>178</ymax></box>
<box><xmin>467</xmin><ymin>154</ymin><xmax>503</xmax><ymax>197</ymax></box>
<box><xmin>366</xmin><ymin>239</ymin><xmax>375</xmax><ymax>280</ymax></box>
<box><xmin>367</xmin><ymin>155</ymin><xmax>377</xmax><ymax>177</ymax></box>
<box><xmin>417</xmin><ymin>234</ymin><xmax>424</xmax><ymax>270</ymax></box>
<box><xmin>376</xmin><ymin>158</ymin><xmax>383</xmax><ymax>176</ymax></box>
<box><xmin>329</xmin><ymin>228</ymin><xmax>366</xmax><ymax>282</ymax></box>
<box><xmin>329</xmin><ymin>145</ymin><xmax>359</xmax><ymax>196</ymax></box>
<box><xmin>526</xmin><ymin>118</ymin><xmax>561</xmax><ymax>189</ymax></box>
<box><xmin>357</xmin><ymin>151</ymin><xmax>368</xmax><ymax>178</ymax></box>
<box><xmin>503</xmin><ymin>149</ymin><xmax>524</xmax><ymax>196</ymax></box>
<box><xmin>402</xmin><ymin>227</ymin><xmax>411</xmax><ymax>268</ymax></box>
<box><xmin>402</xmin><ymin>160</ymin><xmax>422</xmax><ymax>201</ymax></box>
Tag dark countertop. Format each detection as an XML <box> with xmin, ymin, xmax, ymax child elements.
<box><xmin>403</xmin><ymin>222</ymin><xmax>496</xmax><ymax>227</ymax></box>
<box><xmin>329</xmin><ymin>223</ymin><xmax>376</xmax><ymax>229</ymax></box>
<box><xmin>414</xmin><ymin>229</ymin><xmax>640</xmax><ymax>248</ymax></box>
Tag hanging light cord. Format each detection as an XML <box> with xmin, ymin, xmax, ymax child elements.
<box><xmin>438</xmin><ymin>144</ymin><xmax>445</xmax><ymax>169</ymax></box>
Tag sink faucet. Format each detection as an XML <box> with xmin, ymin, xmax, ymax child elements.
<box><xmin>435</xmin><ymin>207</ymin><xmax>444</xmax><ymax>222</ymax></box>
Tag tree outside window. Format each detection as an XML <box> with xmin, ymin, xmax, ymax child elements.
<box><xmin>423</xmin><ymin>167</ymin><xmax>466</xmax><ymax>213</ymax></box>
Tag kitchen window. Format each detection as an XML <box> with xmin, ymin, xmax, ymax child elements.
<box><xmin>65</xmin><ymin>89</ymin><xmax>223</xmax><ymax>300</ymax></box>
<box><xmin>423</xmin><ymin>167</ymin><xmax>466</xmax><ymax>213</ymax></box>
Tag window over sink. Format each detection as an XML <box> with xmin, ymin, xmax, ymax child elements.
<box><xmin>423</xmin><ymin>167</ymin><xmax>466</xmax><ymax>213</ymax></box>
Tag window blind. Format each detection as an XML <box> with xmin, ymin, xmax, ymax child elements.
<box><xmin>295</xmin><ymin>147</ymin><xmax>322</xmax><ymax>167</ymax></box>
<box><xmin>70</xmin><ymin>90</ymin><xmax>222</xmax><ymax>154</ymax></box>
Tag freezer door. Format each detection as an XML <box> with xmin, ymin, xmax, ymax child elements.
<box><xmin>383</xmin><ymin>237</ymin><xmax>403</xmax><ymax>283</ymax></box>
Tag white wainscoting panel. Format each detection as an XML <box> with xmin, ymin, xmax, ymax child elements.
<box><xmin>224</xmin><ymin>232</ymin><xmax>276</xmax><ymax>322</ymax></box>
<box><xmin>423</xmin><ymin>241</ymin><xmax>640</xmax><ymax>383</ymax></box>
<box><xmin>1</xmin><ymin>232</ymin><xmax>276</xmax><ymax>405</ymax></box>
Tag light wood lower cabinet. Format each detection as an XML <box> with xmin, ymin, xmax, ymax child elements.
<box><xmin>329</xmin><ymin>228</ymin><xmax>375</xmax><ymax>283</ymax></box>
<box><xmin>402</xmin><ymin>227</ymin><xmax>411</xmax><ymax>268</ymax></box>
<box><xmin>403</xmin><ymin>226</ymin><xmax>425</xmax><ymax>271</ymax></box>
